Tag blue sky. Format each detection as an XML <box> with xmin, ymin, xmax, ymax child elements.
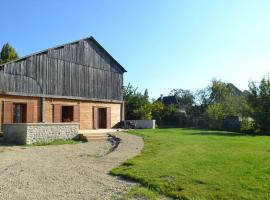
<box><xmin>1</xmin><ymin>0</ymin><xmax>270</xmax><ymax>98</ymax></box>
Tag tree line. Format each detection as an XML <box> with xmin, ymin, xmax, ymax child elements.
<box><xmin>124</xmin><ymin>78</ymin><xmax>270</xmax><ymax>134</ymax></box>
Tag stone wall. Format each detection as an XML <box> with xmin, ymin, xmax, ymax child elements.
<box><xmin>3</xmin><ymin>123</ymin><xmax>79</xmax><ymax>144</ymax></box>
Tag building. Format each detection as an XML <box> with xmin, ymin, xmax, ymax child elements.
<box><xmin>157</xmin><ymin>95</ymin><xmax>186</xmax><ymax>114</ymax></box>
<box><xmin>0</xmin><ymin>36</ymin><xmax>126</xmax><ymax>132</ymax></box>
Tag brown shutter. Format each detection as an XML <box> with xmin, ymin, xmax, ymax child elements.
<box><xmin>93</xmin><ymin>107</ymin><xmax>98</xmax><ymax>129</ymax></box>
<box><xmin>106</xmin><ymin>107</ymin><xmax>111</xmax><ymax>129</ymax></box>
<box><xmin>26</xmin><ymin>102</ymin><xmax>34</xmax><ymax>123</ymax></box>
<box><xmin>3</xmin><ymin>101</ymin><xmax>13</xmax><ymax>124</ymax></box>
<box><xmin>53</xmin><ymin>104</ymin><xmax>62</xmax><ymax>123</ymax></box>
<box><xmin>73</xmin><ymin>105</ymin><xmax>80</xmax><ymax>123</ymax></box>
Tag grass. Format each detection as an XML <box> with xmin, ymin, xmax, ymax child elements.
<box><xmin>25</xmin><ymin>139</ymin><xmax>78</xmax><ymax>146</ymax></box>
<box><xmin>111</xmin><ymin>128</ymin><xmax>270</xmax><ymax>200</ymax></box>
<box><xmin>111</xmin><ymin>186</ymin><xmax>161</xmax><ymax>200</ymax></box>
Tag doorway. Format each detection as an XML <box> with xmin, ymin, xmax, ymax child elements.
<box><xmin>98</xmin><ymin>108</ymin><xmax>107</xmax><ymax>128</ymax></box>
<box><xmin>13</xmin><ymin>103</ymin><xmax>27</xmax><ymax>123</ymax></box>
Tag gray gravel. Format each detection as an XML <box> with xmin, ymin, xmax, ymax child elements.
<box><xmin>0</xmin><ymin>132</ymin><xmax>144</xmax><ymax>200</ymax></box>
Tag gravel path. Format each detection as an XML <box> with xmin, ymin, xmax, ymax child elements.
<box><xmin>0</xmin><ymin>132</ymin><xmax>144</xmax><ymax>200</ymax></box>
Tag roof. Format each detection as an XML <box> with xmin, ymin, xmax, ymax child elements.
<box><xmin>157</xmin><ymin>96</ymin><xmax>181</xmax><ymax>106</ymax></box>
<box><xmin>0</xmin><ymin>36</ymin><xmax>127</xmax><ymax>73</ymax></box>
<box><xmin>227</xmin><ymin>83</ymin><xmax>243</xmax><ymax>96</ymax></box>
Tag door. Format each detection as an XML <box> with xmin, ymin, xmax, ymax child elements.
<box><xmin>93</xmin><ymin>107</ymin><xmax>111</xmax><ymax>129</ymax></box>
<box><xmin>98</xmin><ymin>108</ymin><xmax>107</xmax><ymax>128</ymax></box>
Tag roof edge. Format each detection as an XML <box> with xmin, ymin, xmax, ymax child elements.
<box><xmin>0</xmin><ymin>36</ymin><xmax>127</xmax><ymax>73</ymax></box>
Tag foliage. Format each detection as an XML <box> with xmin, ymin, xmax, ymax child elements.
<box><xmin>151</xmin><ymin>101</ymin><xmax>164</xmax><ymax>125</ymax></box>
<box><xmin>124</xmin><ymin>81</ymin><xmax>253</xmax><ymax>131</ymax></box>
<box><xmin>169</xmin><ymin>88</ymin><xmax>194</xmax><ymax>114</ymax></box>
<box><xmin>240</xmin><ymin>117</ymin><xmax>254</xmax><ymax>133</ymax></box>
<box><xmin>134</xmin><ymin>104</ymin><xmax>152</xmax><ymax>120</ymax></box>
<box><xmin>204</xmin><ymin>80</ymin><xmax>250</xmax><ymax>130</ymax></box>
<box><xmin>112</xmin><ymin>128</ymin><xmax>270</xmax><ymax>200</ymax></box>
<box><xmin>247</xmin><ymin>77</ymin><xmax>270</xmax><ymax>133</ymax></box>
<box><xmin>0</xmin><ymin>43</ymin><xmax>19</xmax><ymax>64</ymax></box>
<box><xmin>123</xmin><ymin>83</ymin><xmax>152</xmax><ymax>120</ymax></box>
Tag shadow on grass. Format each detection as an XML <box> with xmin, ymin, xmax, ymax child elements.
<box><xmin>190</xmin><ymin>131</ymin><xmax>260</xmax><ymax>137</ymax></box>
<box><xmin>190</xmin><ymin>131</ymin><xmax>244</xmax><ymax>137</ymax></box>
<box><xmin>155</xmin><ymin>127</ymin><xmax>269</xmax><ymax>137</ymax></box>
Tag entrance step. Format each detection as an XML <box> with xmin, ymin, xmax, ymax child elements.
<box><xmin>79</xmin><ymin>133</ymin><xmax>109</xmax><ymax>142</ymax></box>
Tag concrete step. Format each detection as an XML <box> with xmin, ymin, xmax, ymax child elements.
<box><xmin>79</xmin><ymin>133</ymin><xmax>108</xmax><ymax>142</ymax></box>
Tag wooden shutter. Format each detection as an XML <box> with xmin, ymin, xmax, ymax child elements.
<box><xmin>93</xmin><ymin>107</ymin><xmax>98</xmax><ymax>129</ymax></box>
<box><xmin>73</xmin><ymin>105</ymin><xmax>80</xmax><ymax>123</ymax></box>
<box><xmin>106</xmin><ymin>107</ymin><xmax>111</xmax><ymax>129</ymax></box>
<box><xmin>53</xmin><ymin>104</ymin><xmax>62</xmax><ymax>123</ymax></box>
<box><xmin>3</xmin><ymin>101</ymin><xmax>13</xmax><ymax>124</ymax></box>
<box><xmin>26</xmin><ymin>102</ymin><xmax>34</xmax><ymax>123</ymax></box>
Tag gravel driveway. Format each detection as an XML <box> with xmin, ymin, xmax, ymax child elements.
<box><xmin>0</xmin><ymin>132</ymin><xmax>144</xmax><ymax>200</ymax></box>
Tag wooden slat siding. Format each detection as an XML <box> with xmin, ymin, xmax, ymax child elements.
<box><xmin>26</xmin><ymin>102</ymin><xmax>34</xmax><ymax>123</ymax></box>
<box><xmin>106</xmin><ymin>107</ymin><xmax>111</xmax><ymax>128</ymax></box>
<box><xmin>93</xmin><ymin>107</ymin><xmax>98</xmax><ymax>129</ymax></box>
<box><xmin>73</xmin><ymin>105</ymin><xmax>80</xmax><ymax>124</ymax></box>
<box><xmin>53</xmin><ymin>104</ymin><xmax>62</xmax><ymax>123</ymax></box>
<box><xmin>3</xmin><ymin>101</ymin><xmax>13</xmax><ymax>124</ymax></box>
<box><xmin>0</xmin><ymin>38</ymin><xmax>124</xmax><ymax>101</ymax></box>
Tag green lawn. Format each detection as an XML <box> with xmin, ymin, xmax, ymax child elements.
<box><xmin>111</xmin><ymin>129</ymin><xmax>270</xmax><ymax>200</ymax></box>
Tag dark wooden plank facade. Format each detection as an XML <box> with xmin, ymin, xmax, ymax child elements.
<box><xmin>0</xmin><ymin>37</ymin><xmax>126</xmax><ymax>101</ymax></box>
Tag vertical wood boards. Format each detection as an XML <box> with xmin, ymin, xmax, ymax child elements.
<box><xmin>0</xmin><ymin>38</ymin><xmax>124</xmax><ymax>101</ymax></box>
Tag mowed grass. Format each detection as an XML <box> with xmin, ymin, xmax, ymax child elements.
<box><xmin>111</xmin><ymin>129</ymin><xmax>270</xmax><ymax>200</ymax></box>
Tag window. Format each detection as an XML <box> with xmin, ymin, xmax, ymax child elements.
<box><xmin>62</xmin><ymin>106</ymin><xmax>74</xmax><ymax>122</ymax></box>
<box><xmin>13</xmin><ymin>103</ymin><xmax>26</xmax><ymax>123</ymax></box>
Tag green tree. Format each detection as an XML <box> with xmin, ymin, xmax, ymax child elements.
<box><xmin>204</xmin><ymin>80</ymin><xmax>250</xmax><ymax>130</ymax></box>
<box><xmin>151</xmin><ymin>101</ymin><xmax>164</xmax><ymax>124</ymax></box>
<box><xmin>0</xmin><ymin>43</ymin><xmax>19</xmax><ymax>64</ymax></box>
<box><xmin>247</xmin><ymin>77</ymin><xmax>270</xmax><ymax>133</ymax></box>
<box><xmin>169</xmin><ymin>88</ymin><xmax>194</xmax><ymax>115</ymax></box>
<box><xmin>123</xmin><ymin>83</ymin><xmax>152</xmax><ymax>120</ymax></box>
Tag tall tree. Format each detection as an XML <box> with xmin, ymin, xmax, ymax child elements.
<box><xmin>123</xmin><ymin>83</ymin><xmax>152</xmax><ymax>120</ymax></box>
<box><xmin>205</xmin><ymin>80</ymin><xmax>250</xmax><ymax>130</ymax></box>
<box><xmin>0</xmin><ymin>43</ymin><xmax>19</xmax><ymax>64</ymax></box>
<box><xmin>247</xmin><ymin>77</ymin><xmax>270</xmax><ymax>133</ymax></box>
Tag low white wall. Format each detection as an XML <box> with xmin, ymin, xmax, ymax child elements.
<box><xmin>3</xmin><ymin>123</ymin><xmax>79</xmax><ymax>144</ymax></box>
<box><xmin>124</xmin><ymin>120</ymin><xmax>156</xmax><ymax>129</ymax></box>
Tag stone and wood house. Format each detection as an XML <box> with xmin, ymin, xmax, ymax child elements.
<box><xmin>0</xmin><ymin>36</ymin><xmax>126</xmax><ymax>135</ymax></box>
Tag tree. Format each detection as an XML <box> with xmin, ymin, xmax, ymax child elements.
<box><xmin>205</xmin><ymin>80</ymin><xmax>250</xmax><ymax>130</ymax></box>
<box><xmin>0</xmin><ymin>43</ymin><xmax>19</xmax><ymax>64</ymax></box>
<box><xmin>151</xmin><ymin>101</ymin><xmax>164</xmax><ymax>124</ymax></box>
<box><xmin>169</xmin><ymin>88</ymin><xmax>194</xmax><ymax>114</ymax></box>
<box><xmin>247</xmin><ymin>77</ymin><xmax>270</xmax><ymax>133</ymax></box>
<box><xmin>123</xmin><ymin>83</ymin><xmax>152</xmax><ymax>120</ymax></box>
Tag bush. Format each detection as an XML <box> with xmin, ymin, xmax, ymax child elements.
<box><xmin>240</xmin><ymin>118</ymin><xmax>254</xmax><ymax>133</ymax></box>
